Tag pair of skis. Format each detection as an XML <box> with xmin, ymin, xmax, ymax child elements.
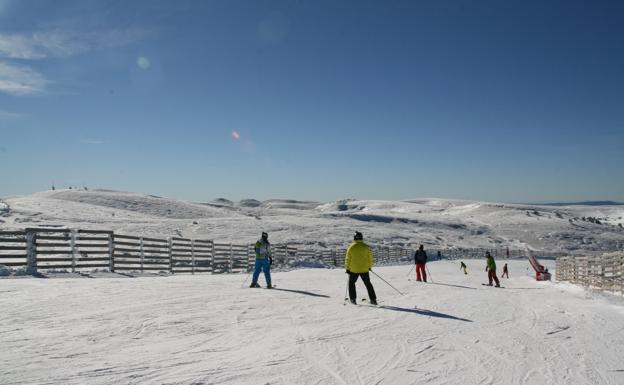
<box><xmin>481</xmin><ymin>283</ymin><xmax>504</xmax><ymax>288</ymax></box>
<box><xmin>344</xmin><ymin>298</ymin><xmax>383</xmax><ymax>307</ymax></box>
<box><xmin>249</xmin><ymin>284</ymin><xmax>276</xmax><ymax>289</ymax></box>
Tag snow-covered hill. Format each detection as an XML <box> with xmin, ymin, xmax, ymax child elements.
<box><xmin>2</xmin><ymin>192</ymin><xmax>623</xmax><ymax>384</ymax></box>
<box><xmin>1</xmin><ymin>260</ymin><xmax>623</xmax><ymax>385</ymax></box>
<box><xmin>2</xmin><ymin>189</ymin><xmax>623</xmax><ymax>253</ymax></box>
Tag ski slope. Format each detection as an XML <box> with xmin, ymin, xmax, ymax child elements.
<box><xmin>1</xmin><ymin>260</ymin><xmax>623</xmax><ymax>385</ymax></box>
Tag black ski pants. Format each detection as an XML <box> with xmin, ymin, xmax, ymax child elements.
<box><xmin>348</xmin><ymin>272</ymin><xmax>377</xmax><ymax>302</ymax></box>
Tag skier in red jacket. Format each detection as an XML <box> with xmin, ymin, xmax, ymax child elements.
<box><xmin>501</xmin><ymin>263</ymin><xmax>509</xmax><ymax>278</ymax></box>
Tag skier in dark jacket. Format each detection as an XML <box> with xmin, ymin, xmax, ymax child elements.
<box><xmin>414</xmin><ymin>244</ymin><xmax>428</xmax><ymax>282</ymax></box>
<box><xmin>250</xmin><ymin>232</ymin><xmax>272</xmax><ymax>288</ymax></box>
<box><xmin>501</xmin><ymin>263</ymin><xmax>509</xmax><ymax>278</ymax></box>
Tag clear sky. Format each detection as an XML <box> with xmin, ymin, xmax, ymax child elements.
<box><xmin>1</xmin><ymin>0</ymin><xmax>623</xmax><ymax>203</ymax></box>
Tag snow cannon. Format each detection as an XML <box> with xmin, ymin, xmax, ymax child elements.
<box><xmin>528</xmin><ymin>255</ymin><xmax>551</xmax><ymax>281</ymax></box>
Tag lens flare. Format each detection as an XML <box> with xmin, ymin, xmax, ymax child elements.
<box><xmin>231</xmin><ymin>130</ymin><xmax>240</xmax><ymax>140</ymax></box>
<box><xmin>137</xmin><ymin>56</ymin><xmax>151</xmax><ymax>69</ymax></box>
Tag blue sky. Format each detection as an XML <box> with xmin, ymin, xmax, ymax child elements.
<box><xmin>1</xmin><ymin>0</ymin><xmax>623</xmax><ymax>203</ymax></box>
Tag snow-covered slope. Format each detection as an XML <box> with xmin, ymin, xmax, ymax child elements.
<box><xmin>2</xmin><ymin>190</ymin><xmax>623</xmax><ymax>253</ymax></box>
<box><xmin>1</xmin><ymin>260</ymin><xmax>623</xmax><ymax>385</ymax></box>
<box><xmin>34</xmin><ymin>190</ymin><xmax>238</xmax><ymax>219</ymax></box>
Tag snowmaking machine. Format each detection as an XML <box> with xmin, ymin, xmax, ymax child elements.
<box><xmin>529</xmin><ymin>255</ymin><xmax>551</xmax><ymax>281</ymax></box>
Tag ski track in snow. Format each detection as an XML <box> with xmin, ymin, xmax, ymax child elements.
<box><xmin>1</xmin><ymin>261</ymin><xmax>624</xmax><ymax>384</ymax></box>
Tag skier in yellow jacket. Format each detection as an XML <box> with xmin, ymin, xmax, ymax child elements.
<box><xmin>345</xmin><ymin>231</ymin><xmax>377</xmax><ymax>305</ymax></box>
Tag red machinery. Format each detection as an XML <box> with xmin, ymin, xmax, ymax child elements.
<box><xmin>529</xmin><ymin>255</ymin><xmax>551</xmax><ymax>281</ymax></box>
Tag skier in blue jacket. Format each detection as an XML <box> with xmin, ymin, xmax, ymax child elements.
<box><xmin>250</xmin><ymin>232</ymin><xmax>273</xmax><ymax>288</ymax></box>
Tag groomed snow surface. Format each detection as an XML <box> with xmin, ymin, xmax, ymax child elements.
<box><xmin>2</xmin><ymin>260</ymin><xmax>623</xmax><ymax>385</ymax></box>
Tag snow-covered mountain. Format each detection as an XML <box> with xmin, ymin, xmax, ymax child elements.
<box><xmin>2</xmin><ymin>193</ymin><xmax>624</xmax><ymax>385</ymax></box>
<box><xmin>2</xmin><ymin>189</ymin><xmax>623</xmax><ymax>253</ymax></box>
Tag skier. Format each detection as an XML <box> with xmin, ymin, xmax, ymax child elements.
<box><xmin>345</xmin><ymin>231</ymin><xmax>377</xmax><ymax>305</ymax></box>
<box><xmin>485</xmin><ymin>252</ymin><xmax>500</xmax><ymax>287</ymax></box>
<box><xmin>250</xmin><ymin>232</ymin><xmax>273</xmax><ymax>288</ymax></box>
<box><xmin>414</xmin><ymin>244</ymin><xmax>428</xmax><ymax>282</ymax></box>
<box><xmin>501</xmin><ymin>263</ymin><xmax>509</xmax><ymax>278</ymax></box>
<box><xmin>460</xmin><ymin>261</ymin><xmax>467</xmax><ymax>275</ymax></box>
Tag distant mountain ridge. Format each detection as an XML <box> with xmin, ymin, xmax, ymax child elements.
<box><xmin>533</xmin><ymin>201</ymin><xmax>624</xmax><ymax>206</ymax></box>
<box><xmin>2</xmin><ymin>189</ymin><xmax>623</xmax><ymax>253</ymax></box>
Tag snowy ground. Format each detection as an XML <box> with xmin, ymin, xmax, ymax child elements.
<box><xmin>2</xmin><ymin>189</ymin><xmax>624</xmax><ymax>253</ymax></box>
<box><xmin>2</xmin><ymin>260</ymin><xmax>623</xmax><ymax>385</ymax></box>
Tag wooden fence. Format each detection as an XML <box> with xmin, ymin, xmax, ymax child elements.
<box><xmin>1</xmin><ymin>228</ymin><xmax>564</xmax><ymax>276</ymax></box>
<box><xmin>556</xmin><ymin>252</ymin><xmax>624</xmax><ymax>295</ymax></box>
<box><xmin>0</xmin><ymin>228</ymin><xmax>418</xmax><ymax>275</ymax></box>
<box><xmin>433</xmin><ymin>247</ymin><xmax>567</xmax><ymax>260</ymax></box>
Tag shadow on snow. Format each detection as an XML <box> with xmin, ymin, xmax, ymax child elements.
<box><xmin>272</xmin><ymin>287</ymin><xmax>330</xmax><ymax>298</ymax></box>
<box><xmin>377</xmin><ymin>305</ymin><xmax>473</xmax><ymax>322</ymax></box>
<box><xmin>427</xmin><ymin>282</ymin><xmax>477</xmax><ymax>290</ymax></box>
<box><xmin>504</xmin><ymin>287</ymin><xmax>545</xmax><ymax>290</ymax></box>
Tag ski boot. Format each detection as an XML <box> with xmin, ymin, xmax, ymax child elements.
<box><xmin>250</xmin><ymin>282</ymin><xmax>261</xmax><ymax>288</ymax></box>
<box><xmin>266</xmin><ymin>284</ymin><xmax>273</xmax><ymax>289</ymax></box>
<box><xmin>370</xmin><ymin>299</ymin><xmax>378</xmax><ymax>305</ymax></box>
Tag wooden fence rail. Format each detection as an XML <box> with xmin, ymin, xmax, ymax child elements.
<box><xmin>556</xmin><ymin>253</ymin><xmax>624</xmax><ymax>295</ymax></box>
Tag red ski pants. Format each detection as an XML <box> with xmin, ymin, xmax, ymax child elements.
<box><xmin>488</xmin><ymin>269</ymin><xmax>500</xmax><ymax>286</ymax></box>
<box><xmin>416</xmin><ymin>263</ymin><xmax>427</xmax><ymax>282</ymax></box>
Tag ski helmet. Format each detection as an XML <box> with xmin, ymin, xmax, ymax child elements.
<box><xmin>354</xmin><ymin>231</ymin><xmax>363</xmax><ymax>240</ymax></box>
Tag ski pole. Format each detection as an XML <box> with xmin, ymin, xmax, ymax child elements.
<box><xmin>370</xmin><ymin>269</ymin><xmax>404</xmax><ymax>295</ymax></box>
<box><xmin>406</xmin><ymin>264</ymin><xmax>415</xmax><ymax>278</ymax></box>
<box><xmin>426</xmin><ymin>265</ymin><xmax>434</xmax><ymax>283</ymax></box>
<box><xmin>241</xmin><ymin>270</ymin><xmax>253</xmax><ymax>288</ymax></box>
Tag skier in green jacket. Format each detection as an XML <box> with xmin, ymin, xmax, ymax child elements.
<box><xmin>485</xmin><ymin>252</ymin><xmax>500</xmax><ymax>287</ymax></box>
<box><xmin>460</xmin><ymin>261</ymin><xmax>467</xmax><ymax>275</ymax></box>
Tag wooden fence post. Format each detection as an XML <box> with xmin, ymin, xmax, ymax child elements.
<box><xmin>247</xmin><ymin>244</ymin><xmax>252</xmax><ymax>272</ymax></box>
<box><xmin>620</xmin><ymin>253</ymin><xmax>624</xmax><ymax>295</ymax></box>
<box><xmin>168</xmin><ymin>237</ymin><xmax>173</xmax><ymax>274</ymax></box>
<box><xmin>229</xmin><ymin>244</ymin><xmax>233</xmax><ymax>274</ymax></box>
<box><xmin>620</xmin><ymin>254</ymin><xmax>623</xmax><ymax>295</ymax></box>
<box><xmin>108</xmin><ymin>232</ymin><xmax>114</xmax><ymax>272</ymax></box>
<box><xmin>210</xmin><ymin>241</ymin><xmax>215</xmax><ymax>274</ymax></box>
<box><xmin>191</xmin><ymin>239</ymin><xmax>195</xmax><ymax>275</ymax></box>
<box><xmin>26</xmin><ymin>229</ymin><xmax>37</xmax><ymax>275</ymax></box>
<box><xmin>140</xmin><ymin>237</ymin><xmax>144</xmax><ymax>273</ymax></box>
<box><xmin>70</xmin><ymin>230</ymin><xmax>77</xmax><ymax>273</ymax></box>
